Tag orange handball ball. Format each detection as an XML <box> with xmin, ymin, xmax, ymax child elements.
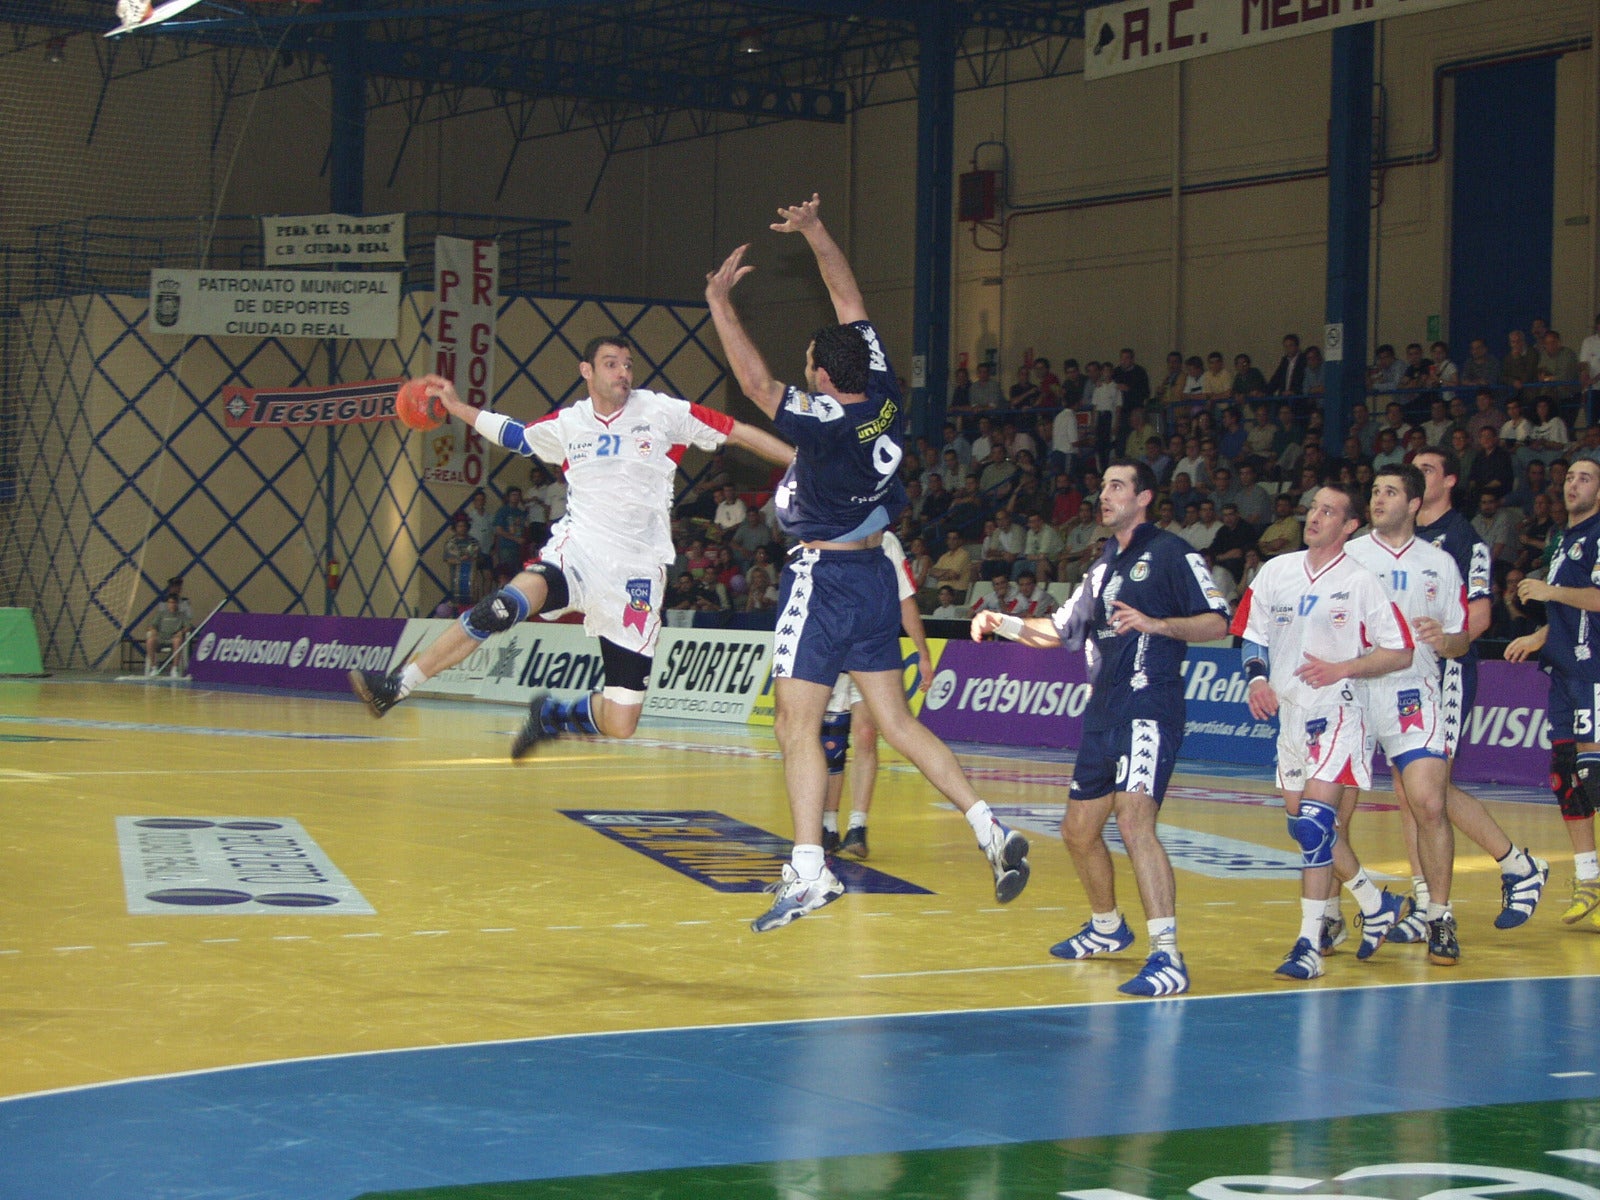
<box><xmin>395</xmin><ymin>378</ymin><xmax>445</xmax><ymax>432</ymax></box>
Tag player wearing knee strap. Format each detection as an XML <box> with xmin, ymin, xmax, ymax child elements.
<box><xmin>1551</xmin><ymin>741</ymin><xmax>1597</xmax><ymax>820</ymax></box>
<box><xmin>821</xmin><ymin>711</ymin><xmax>852</xmax><ymax>776</ymax></box>
<box><xmin>1287</xmin><ymin>800</ymin><xmax>1338</xmax><ymax>868</ymax></box>
<box><xmin>462</xmin><ymin>586</ymin><xmax>531</xmax><ymax>641</ymax></box>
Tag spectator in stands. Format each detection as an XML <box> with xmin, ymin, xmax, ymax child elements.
<box><xmin>977</xmin><ymin>514</ymin><xmax>1024</xmax><ymax>578</ymax></box>
<box><xmin>1089</xmin><ymin>360</ymin><xmax>1121</xmax><ymax>463</ymax></box>
<box><xmin>943</xmin><ymin>421</ymin><xmax>973</xmax><ymax>468</ymax></box>
<box><xmin>1368</xmin><ymin>343</ymin><xmax>1405</xmax><ymax>392</ymax></box>
<box><xmin>530</xmin><ymin>461</ymin><xmax>566</xmax><ymax>526</ymax></box>
<box><xmin>930</xmin><ymin>585</ymin><xmax>965</xmax><ymax>620</ymax></box>
<box><xmin>1466</xmin><ymin>388</ymin><xmax>1504</xmax><ymax>441</ymax></box>
<box><xmin>1155</xmin><ymin>351</ymin><xmax>1186</xmax><ymax>409</ymax></box>
<box><xmin>1257</xmin><ymin>493</ymin><xmax>1304</xmax><ymax>558</ymax></box>
<box><xmin>1472</xmin><ymin>490</ymin><xmax>1518</xmax><ymax>564</ymax></box>
<box><xmin>1209</xmin><ymin>502</ymin><xmax>1256</xmax><ymax>580</ymax></box>
<box><xmin>1180</xmin><ymin>499</ymin><xmax>1222</xmax><ymax>552</ymax></box>
<box><xmin>1174</xmin><ymin>437</ymin><xmax>1206</xmax><ymax>491</ymax></box>
<box><xmin>1056</xmin><ymin>504</ymin><xmax>1109</xmax><ymax>588</ymax></box>
<box><xmin>971</xmin><ymin>415</ymin><xmax>997</xmax><ymax>462</ymax></box>
<box><xmin>1242</xmin><ymin>404</ymin><xmax>1277</xmax><ymax>468</ymax></box>
<box><xmin>1400</xmin><ymin>342</ymin><xmax>1431</xmax><ymax>396</ymax></box>
<box><xmin>1177</xmin><ymin>355</ymin><xmax>1206</xmax><ymax>408</ymax></box>
<box><xmin>1427</xmin><ymin>340</ymin><xmax>1459</xmax><ymax>403</ymax></box>
<box><xmin>713</xmin><ymin>483</ymin><xmax>747</xmax><ymax>532</ymax></box>
<box><xmin>1050</xmin><ymin>397</ymin><xmax>1080</xmax><ymax>477</ymax></box>
<box><xmin>1422</xmin><ymin>399</ymin><xmax>1454</xmax><ymax>447</ymax></box>
<box><xmin>1372</xmin><ymin>428</ymin><xmax>1405</xmax><ymax>472</ymax></box>
<box><xmin>1112</xmin><ymin>347</ymin><xmax>1151</xmax><ymax>413</ymax></box>
<box><xmin>1348</xmin><ymin>402</ymin><xmax>1376</xmax><ymax>456</ymax></box>
<box><xmin>971</xmin><ymin>570</ymin><xmax>1018</xmax><ymax>617</ymax></box>
<box><xmin>1233</xmin><ymin>462</ymin><xmax>1273</xmax><ymax>527</ymax></box>
<box><xmin>1468</xmin><ymin>425</ymin><xmax>1516</xmax><ymax>500</ymax></box>
<box><xmin>1580</xmin><ymin>315</ymin><xmax>1600</xmax><ymax>425</ymax></box>
<box><xmin>1493</xmin><ymin>567</ymin><xmax>1541</xmax><ymax>640</ymax></box>
<box><xmin>1123</xmin><ymin>407</ymin><xmax>1161</xmax><ymax>461</ymax></box>
<box><xmin>1237</xmin><ymin>545</ymin><xmax>1265</xmax><ymax>597</ymax></box>
<box><xmin>929</xmin><ymin>529</ymin><xmax>976</xmax><ymax>594</ymax></box>
<box><xmin>1034</xmin><ymin>357</ymin><xmax>1062</xmax><ymax>407</ymax></box>
<box><xmin>667</xmin><ymin>571</ymin><xmax>702</xmax><ymax>612</ymax></box>
<box><xmin>1009</xmin><ymin>466</ymin><xmax>1049</xmax><ymax>521</ymax></box>
<box><xmin>1011</xmin><ymin>571</ymin><xmax>1058</xmax><ymax>618</ymax></box>
<box><xmin>1009</xmin><ymin>362</ymin><xmax>1040</xmax><ymax>409</ymax></box>
<box><xmin>1050</xmin><ymin>472</ymin><xmax>1083</xmax><ymax>525</ymax></box>
<box><xmin>1004</xmin><ymin>419</ymin><xmax>1038</xmax><ymax>462</ymax></box>
<box><xmin>978</xmin><ymin>444</ymin><xmax>1019</xmax><ymax>503</ymax></box>
<box><xmin>1232</xmin><ymin>353</ymin><xmax>1267</xmax><ymax>397</ymax></box>
<box><xmin>1503</xmin><ymin>329</ymin><xmax>1539</xmax><ymax>392</ymax></box>
<box><xmin>1573</xmin><ymin>425</ymin><xmax>1600</xmax><ymax>465</ymax></box>
<box><xmin>1539</xmin><ymin>329</ymin><xmax>1581</xmax><ymax>408</ymax></box>
<box><xmin>1267</xmin><ymin>333</ymin><xmax>1305</xmax><ymax>396</ymax></box>
<box><xmin>1499</xmin><ymin>397</ymin><xmax>1534</xmax><ymax>458</ymax></box>
<box><xmin>968</xmin><ymin>360</ymin><xmax>1004</xmax><ymax>412</ymax></box>
<box><xmin>164</xmin><ymin>574</ymin><xmax>193</xmax><ymax>625</ymax></box>
<box><xmin>491</xmin><ymin>486</ymin><xmax>530</xmax><ymax>572</ymax></box>
<box><xmin>940</xmin><ymin>473</ymin><xmax>986</xmax><ymax>542</ymax></box>
<box><xmin>905</xmin><ymin>536</ymin><xmax>934</xmax><ymax>594</ymax></box>
<box><xmin>1301</xmin><ymin>344</ymin><xmax>1325</xmax><ymax>396</ymax></box>
<box><xmin>1017</xmin><ymin>511</ymin><xmax>1065</xmax><ymax>580</ymax></box>
<box><xmin>1059</xmin><ymin>359</ymin><xmax>1087</xmax><ymax>410</ymax></box>
<box><xmin>1460</xmin><ymin>337</ymin><xmax>1501</xmax><ymax>390</ymax></box>
<box><xmin>1215</xmin><ymin>406</ymin><xmax>1247</xmax><ymax>462</ymax></box>
<box><xmin>948</xmin><ymin>365</ymin><xmax>971</xmax><ymax>414</ymax></box>
<box><xmin>144</xmin><ymin>594</ymin><xmax>191</xmax><ymax>677</ymax></box>
<box><xmin>1450</xmin><ymin>426</ymin><xmax>1477</xmax><ymax>486</ymax></box>
<box><xmin>1526</xmin><ymin>396</ymin><xmax>1570</xmax><ymax>467</ymax></box>
<box><xmin>442</xmin><ymin>512</ymin><xmax>480</xmax><ymax>611</ymax></box>
<box><xmin>1201</xmin><ymin>351</ymin><xmax>1234</xmax><ymax>401</ymax></box>
<box><xmin>1209</xmin><ymin>465</ymin><xmax>1243</xmax><ymax>515</ymax></box>
<box><xmin>674</xmin><ymin>480</ymin><xmax>719</xmax><ymax>530</ymax></box>
<box><xmin>1198</xmin><ymin>437</ymin><xmax>1230</xmax><ymax>486</ymax></box>
<box><xmin>919</xmin><ymin>472</ymin><xmax>953</xmax><ymax>536</ymax></box>
<box><xmin>1168</xmin><ymin>471</ymin><xmax>1201</xmax><ymax>517</ymax></box>
<box><xmin>1516</xmin><ymin>491</ymin><xmax>1556</xmax><ymax>572</ymax></box>
<box><xmin>465</xmin><ymin>490</ymin><xmax>495</xmax><ymax>596</ymax></box>
<box><xmin>1154</xmin><ymin>498</ymin><xmax>1181</xmax><ymax>535</ymax></box>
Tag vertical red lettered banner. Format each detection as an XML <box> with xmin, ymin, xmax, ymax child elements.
<box><xmin>425</xmin><ymin>235</ymin><xmax>499</xmax><ymax>486</ymax></box>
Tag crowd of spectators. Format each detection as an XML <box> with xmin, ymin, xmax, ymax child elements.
<box><xmin>430</xmin><ymin>318</ymin><xmax>1600</xmax><ymax>630</ymax></box>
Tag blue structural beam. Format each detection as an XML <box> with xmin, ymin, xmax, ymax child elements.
<box><xmin>1322</xmin><ymin>22</ymin><xmax>1373</xmax><ymax>456</ymax></box>
<box><xmin>911</xmin><ymin>0</ymin><xmax>955</xmax><ymax>439</ymax></box>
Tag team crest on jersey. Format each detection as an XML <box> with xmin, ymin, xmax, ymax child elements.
<box><xmin>1422</xmin><ymin>571</ymin><xmax>1439</xmax><ymax>603</ymax></box>
<box><xmin>622</xmin><ymin>577</ymin><xmax>652</xmax><ymax>632</ymax></box>
<box><xmin>1130</xmin><ymin>557</ymin><xmax>1150</xmax><ymax>582</ymax></box>
<box><xmin>1570</xmin><ymin>539</ymin><xmax>1586</xmax><ymax>560</ymax></box>
<box><xmin>1330</xmin><ymin>607</ymin><xmax>1349</xmax><ymax>629</ymax></box>
<box><xmin>1305</xmin><ymin>717</ymin><xmax>1327</xmax><ymax>762</ymax></box>
<box><xmin>1397</xmin><ymin>688</ymin><xmax>1424</xmax><ymax>731</ymax></box>
<box><xmin>636</xmin><ymin>439</ymin><xmax>652</xmax><ymax>457</ymax></box>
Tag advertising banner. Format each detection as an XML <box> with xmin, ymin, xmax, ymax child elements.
<box><xmin>644</xmin><ymin>629</ymin><xmax>772</xmax><ymax>723</ymax></box>
<box><xmin>390</xmin><ymin>618</ymin><xmax>603</xmax><ymax>702</ymax></box>
<box><xmin>1450</xmin><ymin>661</ymin><xmax>1550</xmax><ymax>788</ymax></box>
<box><xmin>748</xmin><ymin>637</ymin><xmax>944</xmax><ymax>727</ymax></box>
<box><xmin>917</xmin><ymin>640</ymin><xmax>1093</xmax><ymax>747</ymax></box>
<box><xmin>423</xmin><ymin>236</ymin><xmax>498</xmax><ymax>488</ymax></box>
<box><xmin>221</xmin><ymin>378</ymin><xmax>403</xmax><ymax>430</ymax></box>
<box><xmin>189</xmin><ymin>613</ymin><xmax>405</xmax><ymax>692</ymax></box>
<box><xmin>1083</xmin><ymin>0</ymin><xmax>1477</xmax><ymax>81</ymax></box>
<box><xmin>147</xmin><ymin>269</ymin><xmax>400</xmax><ymax>339</ymax></box>
<box><xmin>261</xmin><ymin>213</ymin><xmax>406</xmax><ymax>265</ymax></box>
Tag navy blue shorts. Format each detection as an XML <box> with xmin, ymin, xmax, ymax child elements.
<box><xmin>772</xmin><ymin>547</ymin><xmax>901</xmax><ymax>686</ymax></box>
<box><xmin>1547</xmin><ymin>671</ymin><xmax>1600</xmax><ymax>742</ymax></box>
<box><xmin>1069</xmin><ymin>717</ymin><xmax>1181</xmax><ymax>805</ymax></box>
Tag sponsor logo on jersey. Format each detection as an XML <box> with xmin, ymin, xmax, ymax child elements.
<box><xmin>623</xmin><ymin>577</ymin><xmax>652</xmax><ymax>633</ymax></box>
<box><xmin>1397</xmin><ymin>688</ymin><xmax>1424</xmax><ymax>731</ymax></box>
<box><xmin>562</xmin><ymin>809</ymin><xmax>930</xmax><ymax>894</ymax></box>
<box><xmin>1305</xmin><ymin>716</ymin><xmax>1327</xmax><ymax>761</ymax></box>
<box><xmin>1330</xmin><ymin>606</ymin><xmax>1349</xmax><ymax>629</ymax></box>
<box><xmin>1422</xmin><ymin>570</ymin><xmax>1439</xmax><ymax>602</ymax></box>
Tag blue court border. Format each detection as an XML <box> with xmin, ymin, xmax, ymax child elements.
<box><xmin>4</xmin><ymin>976</ymin><xmax>1598</xmax><ymax>1200</ymax></box>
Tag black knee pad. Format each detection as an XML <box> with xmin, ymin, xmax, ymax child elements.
<box><xmin>1551</xmin><ymin>742</ymin><xmax>1594</xmax><ymax>820</ymax></box>
<box><xmin>599</xmin><ymin>638</ymin><xmax>651</xmax><ymax>693</ymax></box>
<box><xmin>1576</xmin><ymin>754</ymin><xmax>1600</xmax><ymax>820</ymax></box>
<box><xmin>524</xmin><ymin>561</ymin><xmax>571</xmax><ymax>614</ymax></box>
<box><xmin>821</xmin><ymin>711</ymin><xmax>852</xmax><ymax>775</ymax></box>
<box><xmin>462</xmin><ymin>586</ymin><xmax>530</xmax><ymax>641</ymax></box>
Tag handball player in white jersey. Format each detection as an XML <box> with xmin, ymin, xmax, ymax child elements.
<box><xmin>705</xmin><ymin>193</ymin><xmax>1030</xmax><ymax>933</ymax></box>
<box><xmin>349</xmin><ymin>336</ymin><xmax>793</xmax><ymax>749</ymax></box>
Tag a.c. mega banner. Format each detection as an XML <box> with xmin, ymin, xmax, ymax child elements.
<box><xmin>189</xmin><ymin>613</ymin><xmax>405</xmax><ymax>692</ymax></box>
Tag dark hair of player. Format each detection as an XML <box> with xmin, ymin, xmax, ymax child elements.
<box><xmin>1416</xmin><ymin>443</ymin><xmax>1459</xmax><ymax>482</ymax></box>
<box><xmin>1373</xmin><ymin>462</ymin><xmax>1424</xmax><ymax>503</ymax></box>
<box><xmin>809</xmin><ymin>324</ymin><xmax>870</xmax><ymax>395</ymax></box>
<box><xmin>1106</xmin><ymin>457</ymin><xmax>1159</xmax><ymax>501</ymax></box>
<box><xmin>581</xmin><ymin>334</ymin><xmax>630</xmax><ymax>366</ymax></box>
<box><xmin>1320</xmin><ymin>480</ymin><xmax>1364</xmax><ymax>525</ymax></box>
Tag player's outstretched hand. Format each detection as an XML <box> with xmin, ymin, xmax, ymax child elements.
<box><xmin>1504</xmin><ymin>634</ymin><xmax>1539</xmax><ymax>662</ymax></box>
<box><xmin>970</xmin><ymin>611</ymin><xmax>1001</xmax><ymax>641</ymax></box>
<box><xmin>706</xmin><ymin>244</ymin><xmax>754</xmax><ymax>300</ymax></box>
<box><xmin>1293</xmin><ymin>653</ymin><xmax>1345</xmax><ymax>690</ymax></box>
<box><xmin>771</xmin><ymin>193</ymin><xmax>821</xmax><ymax>235</ymax></box>
<box><xmin>416</xmin><ymin>374</ymin><xmax>472</xmax><ymax>423</ymax></box>
<box><xmin>1246</xmin><ymin>678</ymin><xmax>1278</xmax><ymax>721</ymax></box>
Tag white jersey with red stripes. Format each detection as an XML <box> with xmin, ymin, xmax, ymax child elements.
<box><xmin>515</xmin><ymin>390</ymin><xmax>731</xmax><ymax>567</ymax></box>
<box><xmin>1343</xmin><ymin>531</ymin><xmax>1466</xmax><ymax>684</ymax></box>
<box><xmin>1231</xmin><ymin>548</ymin><xmax>1413</xmax><ymax>711</ymax></box>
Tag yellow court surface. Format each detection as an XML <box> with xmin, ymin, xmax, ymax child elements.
<box><xmin>2</xmin><ymin>675</ymin><xmax>1595</xmax><ymax>1106</ymax></box>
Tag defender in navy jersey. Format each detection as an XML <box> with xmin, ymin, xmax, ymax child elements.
<box><xmin>1507</xmin><ymin>457</ymin><xmax>1600</xmax><ymax>927</ymax></box>
<box><xmin>1373</xmin><ymin>446</ymin><xmax>1546</xmax><ymax>939</ymax></box>
<box><xmin>973</xmin><ymin>460</ymin><xmax>1230</xmax><ymax>997</ymax></box>
<box><xmin>706</xmin><ymin>193</ymin><xmax>1030</xmax><ymax>933</ymax></box>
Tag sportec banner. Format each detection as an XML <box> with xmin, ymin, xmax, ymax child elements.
<box><xmin>220</xmin><ymin>378</ymin><xmax>405</xmax><ymax>429</ymax></box>
<box><xmin>189</xmin><ymin>613</ymin><xmax>406</xmax><ymax>692</ymax></box>
<box><xmin>423</xmin><ymin>236</ymin><xmax>498</xmax><ymax>488</ymax></box>
<box><xmin>1083</xmin><ymin>0</ymin><xmax>1478</xmax><ymax>80</ymax></box>
<box><xmin>147</xmin><ymin>269</ymin><xmax>401</xmax><ymax>339</ymax></box>
<box><xmin>645</xmin><ymin>629</ymin><xmax>772</xmax><ymax>722</ymax></box>
<box><xmin>261</xmin><ymin>212</ymin><xmax>406</xmax><ymax>265</ymax></box>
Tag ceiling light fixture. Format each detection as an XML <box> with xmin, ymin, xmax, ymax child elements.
<box><xmin>735</xmin><ymin>27</ymin><xmax>764</xmax><ymax>55</ymax></box>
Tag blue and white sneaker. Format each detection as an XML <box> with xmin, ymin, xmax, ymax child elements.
<box><xmin>1049</xmin><ymin>918</ymin><xmax>1135</xmax><ymax>960</ymax></box>
<box><xmin>985</xmin><ymin>824</ymin><xmax>1031</xmax><ymax>904</ymax></box>
<box><xmin>1118</xmin><ymin>950</ymin><xmax>1190</xmax><ymax>997</ymax></box>
<box><xmin>1494</xmin><ymin>855</ymin><xmax>1549</xmax><ymax>929</ymax></box>
<box><xmin>1386</xmin><ymin>907</ymin><xmax>1428</xmax><ymax>944</ymax></box>
<box><xmin>1275</xmin><ymin>937</ymin><xmax>1325</xmax><ymax>979</ymax></box>
<box><xmin>750</xmin><ymin>864</ymin><xmax>844</xmax><ymax>933</ymax></box>
<box><xmin>1320</xmin><ymin>915</ymin><xmax>1348</xmax><ymax>954</ymax></box>
<box><xmin>1355</xmin><ymin>888</ymin><xmax>1411</xmax><ymax>960</ymax></box>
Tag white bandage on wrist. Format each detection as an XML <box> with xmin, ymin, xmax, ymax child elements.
<box><xmin>996</xmin><ymin>614</ymin><xmax>1024</xmax><ymax>641</ymax></box>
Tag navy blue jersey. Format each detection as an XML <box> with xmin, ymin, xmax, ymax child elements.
<box><xmin>1544</xmin><ymin>509</ymin><xmax>1600</xmax><ymax>674</ymax></box>
<box><xmin>771</xmin><ymin>321</ymin><xmax>907</xmax><ymax>543</ymax></box>
<box><xmin>1415</xmin><ymin>508</ymin><xmax>1493</xmax><ymax>664</ymax></box>
<box><xmin>1052</xmin><ymin>523</ymin><xmax>1230</xmax><ymax>731</ymax></box>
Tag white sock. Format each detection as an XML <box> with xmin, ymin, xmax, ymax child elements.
<box><xmin>964</xmin><ymin>800</ymin><xmax>998</xmax><ymax>846</ymax></box>
<box><xmin>1299</xmin><ymin>898</ymin><xmax>1325</xmax><ymax>946</ymax></box>
<box><xmin>1577</xmin><ymin>851</ymin><xmax>1600</xmax><ymax>883</ymax></box>
<box><xmin>397</xmin><ymin>662</ymin><xmax>426</xmax><ymax>698</ymax></box>
<box><xmin>791</xmin><ymin>843</ymin><xmax>825</xmax><ymax>882</ymax></box>
<box><xmin>1344</xmin><ymin>869</ymin><xmax>1382</xmax><ymax>915</ymax></box>
<box><xmin>1091</xmin><ymin>909</ymin><xmax>1123</xmax><ymax>935</ymax></box>
<box><xmin>1322</xmin><ymin>896</ymin><xmax>1341</xmax><ymax>919</ymax></box>
<box><xmin>1147</xmin><ymin>918</ymin><xmax>1178</xmax><ymax>957</ymax></box>
<box><xmin>1425</xmin><ymin>901</ymin><xmax>1450</xmax><ymax>921</ymax></box>
<box><xmin>848</xmin><ymin>811</ymin><xmax>868</xmax><ymax>830</ymax></box>
<box><xmin>822</xmin><ymin>812</ymin><xmax>838</xmax><ymax>835</ymax></box>
<box><xmin>1497</xmin><ymin>846</ymin><xmax>1533</xmax><ymax>877</ymax></box>
<box><xmin>1412</xmin><ymin>876</ymin><xmax>1431</xmax><ymax>910</ymax></box>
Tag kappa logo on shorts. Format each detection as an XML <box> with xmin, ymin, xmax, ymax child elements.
<box><xmin>622</xmin><ymin>577</ymin><xmax>652</xmax><ymax>633</ymax></box>
<box><xmin>562</xmin><ymin>809</ymin><xmax>931</xmax><ymax>894</ymax></box>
